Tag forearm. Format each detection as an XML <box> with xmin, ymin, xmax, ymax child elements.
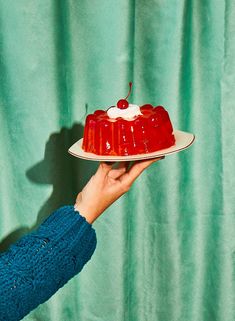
<box><xmin>0</xmin><ymin>206</ymin><xmax>97</xmax><ymax>321</ymax></box>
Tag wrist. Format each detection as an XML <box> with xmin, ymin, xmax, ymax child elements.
<box><xmin>74</xmin><ymin>202</ymin><xmax>97</xmax><ymax>224</ymax></box>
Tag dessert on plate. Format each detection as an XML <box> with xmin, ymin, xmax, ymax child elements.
<box><xmin>82</xmin><ymin>83</ymin><xmax>175</xmax><ymax>156</ymax></box>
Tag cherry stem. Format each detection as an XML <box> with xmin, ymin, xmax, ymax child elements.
<box><xmin>124</xmin><ymin>82</ymin><xmax>132</xmax><ymax>100</ymax></box>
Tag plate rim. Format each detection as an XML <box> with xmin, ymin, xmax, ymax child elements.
<box><xmin>68</xmin><ymin>129</ymin><xmax>195</xmax><ymax>161</ymax></box>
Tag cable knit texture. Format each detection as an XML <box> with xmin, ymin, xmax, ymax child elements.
<box><xmin>0</xmin><ymin>206</ymin><xmax>97</xmax><ymax>321</ymax></box>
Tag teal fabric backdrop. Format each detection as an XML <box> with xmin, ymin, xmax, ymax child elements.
<box><xmin>0</xmin><ymin>1</ymin><xmax>235</xmax><ymax>320</ymax></box>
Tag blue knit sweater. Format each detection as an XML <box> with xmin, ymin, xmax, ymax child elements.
<box><xmin>0</xmin><ymin>206</ymin><xmax>97</xmax><ymax>321</ymax></box>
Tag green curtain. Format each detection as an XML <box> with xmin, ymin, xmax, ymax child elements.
<box><xmin>0</xmin><ymin>1</ymin><xmax>235</xmax><ymax>320</ymax></box>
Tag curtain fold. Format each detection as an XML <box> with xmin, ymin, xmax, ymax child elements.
<box><xmin>0</xmin><ymin>1</ymin><xmax>234</xmax><ymax>320</ymax></box>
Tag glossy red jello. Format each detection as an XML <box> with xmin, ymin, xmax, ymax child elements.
<box><xmin>82</xmin><ymin>104</ymin><xmax>175</xmax><ymax>156</ymax></box>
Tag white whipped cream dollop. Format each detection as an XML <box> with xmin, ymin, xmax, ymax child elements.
<box><xmin>107</xmin><ymin>104</ymin><xmax>142</xmax><ymax>120</ymax></box>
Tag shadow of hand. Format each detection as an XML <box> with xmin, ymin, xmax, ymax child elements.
<box><xmin>0</xmin><ymin>123</ymin><xmax>97</xmax><ymax>252</ymax></box>
<box><xmin>27</xmin><ymin>123</ymin><xmax>97</xmax><ymax>228</ymax></box>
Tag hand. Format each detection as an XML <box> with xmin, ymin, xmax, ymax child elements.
<box><xmin>75</xmin><ymin>157</ymin><xmax>164</xmax><ymax>224</ymax></box>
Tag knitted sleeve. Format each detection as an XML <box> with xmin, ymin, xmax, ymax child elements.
<box><xmin>0</xmin><ymin>206</ymin><xmax>97</xmax><ymax>321</ymax></box>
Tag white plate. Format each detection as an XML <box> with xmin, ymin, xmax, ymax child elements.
<box><xmin>68</xmin><ymin>130</ymin><xmax>195</xmax><ymax>162</ymax></box>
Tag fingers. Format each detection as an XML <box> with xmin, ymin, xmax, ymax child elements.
<box><xmin>119</xmin><ymin>156</ymin><xmax>164</xmax><ymax>186</ymax></box>
<box><xmin>107</xmin><ymin>162</ymin><xmax>129</xmax><ymax>179</ymax></box>
<box><xmin>96</xmin><ymin>156</ymin><xmax>164</xmax><ymax>184</ymax></box>
<box><xmin>95</xmin><ymin>161</ymin><xmax>116</xmax><ymax>177</ymax></box>
<box><xmin>131</xmin><ymin>156</ymin><xmax>164</xmax><ymax>170</ymax></box>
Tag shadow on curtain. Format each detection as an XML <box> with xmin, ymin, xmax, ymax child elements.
<box><xmin>0</xmin><ymin>123</ymin><xmax>97</xmax><ymax>252</ymax></box>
